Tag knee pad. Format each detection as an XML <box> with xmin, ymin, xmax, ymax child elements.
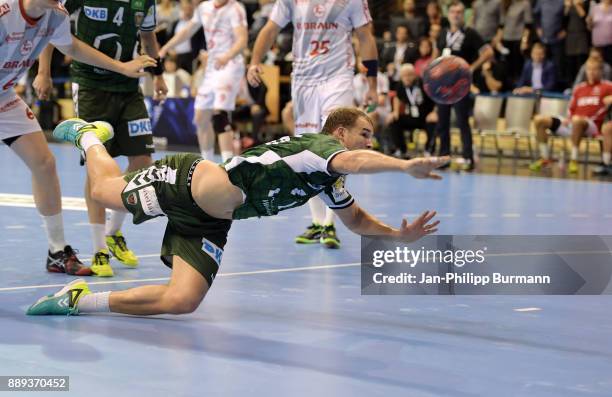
<box><xmin>212</xmin><ymin>111</ymin><xmax>232</xmax><ymax>134</ymax></box>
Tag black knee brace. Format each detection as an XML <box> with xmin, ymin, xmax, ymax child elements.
<box><xmin>212</xmin><ymin>111</ymin><xmax>232</xmax><ymax>134</ymax></box>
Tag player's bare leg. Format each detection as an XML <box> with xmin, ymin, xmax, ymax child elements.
<box><xmin>568</xmin><ymin>116</ymin><xmax>588</xmax><ymax>174</ymax></box>
<box><xmin>593</xmin><ymin>122</ymin><xmax>612</xmax><ymax>176</ymax></box>
<box><xmin>194</xmin><ymin>108</ymin><xmax>215</xmax><ymax>160</ymax></box>
<box><xmin>530</xmin><ymin>115</ymin><xmax>554</xmax><ymax>171</ymax></box>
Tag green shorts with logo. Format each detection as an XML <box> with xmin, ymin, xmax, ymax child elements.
<box><xmin>121</xmin><ymin>153</ymin><xmax>232</xmax><ymax>286</ymax></box>
<box><xmin>74</xmin><ymin>85</ymin><xmax>154</xmax><ymax>158</ymax></box>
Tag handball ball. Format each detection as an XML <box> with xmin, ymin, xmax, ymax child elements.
<box><xmin>423</xmin><ymin>55</ymin><xmax>472</xmax><ymax>105</ymax></box>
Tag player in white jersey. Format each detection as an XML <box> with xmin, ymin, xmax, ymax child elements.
<box><xmin>247</xmin><ymin>0</ymin><xmax>379</xmax><ymax>248</ymax></box>
<box><xmin>160</xmin><ymin>0</ymin><xmax>247</xmax><ymax>163</ymax></box>
<box><xmin>0</xmin><ymin>0</ymin><xmax>155</xmax><ymax>275</ymax></box>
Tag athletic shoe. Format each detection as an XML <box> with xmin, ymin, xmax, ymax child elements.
<box><xmin>47</xmin><ymin>245</ymin><xmax>92</xmax><ymax>276</ymax></box>
<box><xmin>53</xmin><ymin>118</ymin><xmax>114</xmax><ymax>149</ymax></box>
<box><xmin>568</xmin><ymin>160</ymin><xmax>579</xmax><ymax>174</ymax></box>
<box><xmin>592</xmin><ymin>164</ymin><xmax>612</xmax><ymax>176</ymax></box>
<box><xmin>529</xmin><ymin>158</ymin><xmax>552</xmax><ymax>172</ymax></box>
<box><xmin>91</xmin><ymin>249</ymin><xmax>114</xmax><ymax>277</ymax></box>
<box><xmin>320</xmin><ymin>224</ymin><xmax>341</xmax><ymax>249</ymax></box>
<box><xmin>106</xmin><ymin>231</ymin><xmax>138</xmax><ymax>267</ymax></box>
<box><xmin>295</xmin><ymin>223</ymin><xmax>323</xmax><ymax>244</ymax></box>
<box><xmin>451</xmin><ymin>158</ymin><xmax>474</xmax><ymax>172</ymax></box>
<box><xmin>26</xmin><ymin>279</ymin><xmax>90</xmax><ymax>316</ymax></box>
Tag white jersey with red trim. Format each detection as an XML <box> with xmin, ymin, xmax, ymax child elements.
<box><xmin>270</xmin><ymin>0</ymin><xmax>372</xmax><ymax>86</ymax></box>
<box><xmin>0</xmin><ymin>0</ymin><xmax>71</xmax><ymax>98</ymax></box>
<box><xmin>191</xmin><ymin>0</ymin><xmax>247</xmax><ymax>66</ymax></box>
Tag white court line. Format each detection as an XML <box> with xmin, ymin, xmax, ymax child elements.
<box><xmin>513</xmin><ymin>307</ymin><xmax>542</xmax><ymax>312</ymax></box>
<box><xmin>5</xmin><ymin>225</ymin><xmax>25</xmax><ymax>229</ymax></box>
<box><xmin>502</xmin><ymin>213</ymin><xmax>521</xmax><ymax>218</ymax></box>
<box><xmin>469</xmin><ymin>213</ymin><xmax>487</xmax><ymax>218</ymax></box>
<box><xmin>0</xmin><ymin>193</ymin><xmax>86</xmax><ymax>211</ymax></box>
<box><xmin>536</xmin><ymin>213</ymin><xmax>555</xmax><ymax>218</ymax></box>
<box><xmin>0</xmin><ymin>262</ymin><xmax>361</xmax><ymax>292</ymax></box>
<box><xmin>570</xmin><ymin>213</ymin><xmax>589</xmax><ymax>218</ymax></box>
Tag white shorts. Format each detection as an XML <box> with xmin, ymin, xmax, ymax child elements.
<box><xmin>194</xmin><ymin>61</ymin><xmax>244</xmax><ymax>111</ymax></box>
<box><xmin>0</xmin><ymin>92</ymin><xmax>41</xmax><ymax>142</ymax></box>
<box><xmin>292</xmin><ymin>75</ymin><xmax>354</xmax><ymax>135</ymax></box>
<box><xmin>552</xmin><ymin>116</ymin><xmax>599</xmax><ymax>137</ymax></box>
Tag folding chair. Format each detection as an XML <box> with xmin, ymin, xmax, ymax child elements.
<box><xmin>474</xmin><ymin>94</ymin><xmax>504</xmax><ymax>158</ymax></box>
<box><xmin>504</xmin><ymin>96</ymin><xmax>536</xmax><ymax>159</ymax></box>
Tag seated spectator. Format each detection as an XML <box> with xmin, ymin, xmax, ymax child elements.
<box><xmin>391</xmin><ymin>0</ymin><xmax>426</xmax><ymax>40</ymax></box>
<box><xmin>233</xmin><ymin>76</ymin><xmax>269</xmax><ymax>147</ymax></box>
<box><xmin>388</xmin><ymin>64</ymin><xmax>436</xmax><ymax>158</ymax></box>
<box><xmin>382</xmin><ymin>24</ymin><xmax>419</xmax><ymax>85</ymax></box>
<box><xmin>586</xmin><ymin>0</ymin><xmax>612</xmax><ymax>66</ymax></box>
<box><xmin>530</xmin><ymin>59</ymin><xmax>612</xmax><ymax>174</ymax></box>
<box><xmin>170</xmin><ymin>0</ymin><xmax>198</xmax><ymax>74</ymax></box>
<box><xmin>424</xmin><ymin>0</ymin><xmax>450</xmax><ymax>35</ymax></box>
<box><xmin>415</xmin><ymin>37</ymin><xmax>433</xmax><ymax>77</ymax></box>
<box><xmin>472</xmin><ymin>50</ymin><xmax>511</xmax><ymax>94</ymax></box>
<box><xmin>162</xmin><ymin>56</ymin><xmax>191</xmax><ymax>98</ymax></box>
<box><xmin>573</xmin><ymin>48</ymin><xmax>612</xmax><ymax>89</ymax></box>
<box><xmin>513</xmin><ymin>42</ymin><xmax>557</xmax><ymax>94</ymax></box>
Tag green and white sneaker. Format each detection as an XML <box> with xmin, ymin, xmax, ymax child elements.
<box><xmin>53</xmin><ymin>118</ymin><xmax>114</xmax><ymax>149</ymax></box>
<box><xmin>320</xmin><ymin>224</ymin><xmax>341</xmax><ymax>249</ymax></box>
<box><xmin>26</xmin><ymin>279</ymin><xmax>91</xmax><ymax>316</ymax></box>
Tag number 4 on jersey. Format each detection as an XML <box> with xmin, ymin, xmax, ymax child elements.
<box><xmin>113</xmin><ymin>7</ymin><xmax>124</xmax><ymax>27</ymax></box>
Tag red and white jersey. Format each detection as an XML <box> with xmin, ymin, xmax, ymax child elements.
<box><xmin>270</xmin><ymin>0</ymin><xmax>372</xmax><ymax>86</ymax></box>
<box><xmin>568</xmin><ymin>80</ymin><xmax>612</xmax><ymax>128</ymax></box>
<box><xmin>191</xmin><ymin>0</ymin><xmax>247</xmax><ymax>66</ymax></box>
<box><xmin>0</xmin><ymin>0</ymin><xmax>71</xmax><ymax>98</ymax></box>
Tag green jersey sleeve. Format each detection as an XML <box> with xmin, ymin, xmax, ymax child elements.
<box><xmin>63</xmin><ymin>0</ymin><xmax>82</xmax><ymax>14</ymax></box>
<box><xmin>318</xmin><ymin>175</ymin><xmax>354</xmax><ymax>210</ymax></box>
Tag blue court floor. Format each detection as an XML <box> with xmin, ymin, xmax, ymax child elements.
<box><xmin>0</xmin><ymin>143</ymin><xmax>611</xmax><ymax>397</ymax></box>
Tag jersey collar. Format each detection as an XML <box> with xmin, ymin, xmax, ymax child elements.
<box><xmin>19</xmin><ymin>0</ymin><xmax>43</xmax><ymax>26</ymax></box>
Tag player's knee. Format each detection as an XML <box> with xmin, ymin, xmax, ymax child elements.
<box><xmin>534</xmin><ymin>115</ymin><xmax>549</xmax><ymax>128</ymax></box>
<box><xmin>163</xmin><ymin>291</ymin><xmax>204</xmax><ymax>314</ymax></box>
<box><xmin>33</xmin><ymin>152</ymin><xmax>57</xmax><ymax>176</ymax></box>
<box><xmin>212</xmin><ymin>111</ymin><xmax>232</xmax><ymax>135</ymax></box>
<box><xmin>571</xmin><ymin>115</ymin><xmax>587</xmax><ymax>126</ymax></box>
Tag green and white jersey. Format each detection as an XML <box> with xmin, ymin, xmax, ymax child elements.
<box><xmin>64</xmin><ymin>0</ymin><xmax>156</xmax><ymax>92</ymax></box>
<box><xmin>224</xmin><ymin>134</ymin><xmax>354</xmax><ymax>220</ymax></box>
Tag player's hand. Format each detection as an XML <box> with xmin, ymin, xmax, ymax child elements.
<box><xmin>403</xmin><ymin>156</ymin><xmax>450</xmax><ymax>179</ymax></box>
<box><xmin>365</xmin><ymin>87</ymin><xmax>378</xmax><ymax>107</ymax></box>
<box><xmin>215</xmin><ymin>54</ymin><xmax>231</xmax><ymax>70</ymax></box>
<box><xmin>153</xmin><ymin>75</ymin><xmax>168</xmax><ymax>102</ymax></box>
<box><xmin>158</xmin><ymin>46</ymin><xmax>168</xmax><ymax>59</ymax></box>
<box><xmin>397</xmin><ymin>211</ymin><xmax>440</xmax><ymax>242</ymax></box>
<box><xmin>33</xmin><ymin>74</ymin><xmax>53</xmax><ymax>100</ymax></box>
<box><xmin>247</xmin><ymin>64</ymin><xmax>263</xmax><ymax>87</ymax></box>
<box><xmin>120</xmin><ymin>55</ymin><xmax>157</xmax><ymax>78</ymax></box>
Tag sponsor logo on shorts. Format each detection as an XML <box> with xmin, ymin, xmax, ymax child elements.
<box><xmin>137</xmin><ymin>185</ymin><xmax>164</xmax><ymax>216</ymax></box>
<box><xmin>202</xmin><ymin>237</ymin><xmax>223</xmax><ymax>266</ymax></box>
<box><xmin>83</xmin><ymin>6</ymin><xmax>108</xmax><ymax>21</ymax></box>
<box><xmin>0</xmin><ymin>3</ymin><xmax>10</xmax><ymax>17</ymax></box>
<box><xmin>20</xmin><ymin>40</ymin><xmax>32</xmax><ymax>55</ymax></box>
<box><xmin>25</xmin><ymin>107</ymin><xmax>34</xmax><ymax>120</ymax></box>
<box><xmin>126</xmin><ymin>192</ymin><xmax>138</xmax><ymax>206</ymax></box>
<box><xmin>128</xmin><ymin>118</ymin><xmax>152</xmax><ymax>137</ymax></box>
<box><xmin>290</xmin><ymin>188</ymin><xmax>307</xmax><ymax>197</ymax></box>
<box><xmin>0</xmin><ymin>98</ymin><xmax>20</xmax><ymax>113</ymax></box>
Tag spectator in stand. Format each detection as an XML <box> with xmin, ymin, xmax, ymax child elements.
<box><xmin>415</xmin><ymin>37</ymin><xmax>434</xmax><ymax>77</ymax></box>
<box><xmin>388</xmin><ymin>64</ymin><xmax>436</xmax><ymax>158</ymax></box>
<box><xmin>391</xmin><ymin>0</ymin><xmax>426</xmax><ymax>40</ymax></box>
<box><xmin>162</xmin><ymin>55</ymin><xmax>192</xmax><ymax>98</ymax></box>
<box><xmin>249</xmin><ymin>0</ymin><xmax>275</xmax><ymax>46</ymax></box>
<box><xmin>429</xmin><ymin>23</ymin><xmax>442</xmax><ymax>51</ymax></box>
<box><xmin>573</xmin><ymin>47</ymin><xmax>612</xmax><ymax>87</ymax></box>
<box><xmin>564</xmin><ymin>0</ymin><xmax>591</xmax><ymax>83</ymax></box>
<box><xmin>472</xmin><ymin>0</ymin><xmax>502</xmax><ymax>44</ymax></box>
<box><xmin>170</xmin><ymin>0</ymin><xmax>197</xmax><ymax>74</ymax></box>
<box><xmin>383</xmin><ymin>24</ymin><xmax>419</xmax><ymax>85</ymax></box>
<box><xmin>156</xmin><ymin>0</ymin><xmax>180</xmax><ymax>47</ymax></box>
<box><xmin>530</xmin><ymin>59</ymin><xmax>612</xmax><ymax>174</ymax></box>
<box><xmin>534</xmin><ymin>0</ymin><xmax>567</xmax><ymax>88</ymax></box>
<box><xmin>587</xmin><ymin>0</ymin><xmax>612</xmax><ymax>66</ymax></box>
<box><xmin>513</xmin><ymin>42</ymin><xmax>557</xmax><ymax>94</ymax></box>
<box><xmin>424</xmin><ymin>0</ymin><xmax>449</xmax><ymax>35</ymax></box>
<box><xmin>497</xmin><ymin>0</ymin><xmax>532</xmax><ymax>84</ymax></box>
<box><xmin>472</xmin><ymin>51</ymin><xmax>511</xmax><ymax>94</ymax></box>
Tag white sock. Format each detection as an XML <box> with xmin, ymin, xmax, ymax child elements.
<box><xmin>308</xmin><ymin>196</ymin><xmax>326</xmax><ymax>225</ymax></box>
<box><xmin>105</xmin><ymin>210</ymin><xmax>126</xmax><ymax>235</ymax></box>
<box><xmin>201</xmin><ymin>149</ymin><xmax>214</xmax><ymax>161</ymax></box>
<box><xmin>41</xmin><ymin>213</ymin><xmax>66</xmax><ymax>253</ymax></box>
<box><xmin>323</xmin><ymin>206</ymin><xmax>335</xmax><ymax>226</ymax></box>
<box><xmin>221</xmin><ymin>150</ymin><xmax>233</xmax><ymax>162</ymax></box>
<box><xmin>90</xmin><ymin>223</ymin><xmax>106</xmax><ymax>253</ymax></box>
<box><xmin>539</xmin><ymin>143</ymin><xmax>550</xmax><ymax>160</ymax></box>
<box><xmin>78</xmin><ymin>291</ymin><xmax>111</xmax><ymax>313</ymax></box>
<box><xmin>603</xmin><ymin>153</ymin><xmax>611</xmax><ymax>165</ymax></box>
<box><xmin>571</xmin><ymin>146</ymin><xmax>579</xmax><ymax>161</ymax></box>
<box><xmin>80</xmin><ymin>132</ymin><xmax>103</xmax><ymax>152</ymax></box>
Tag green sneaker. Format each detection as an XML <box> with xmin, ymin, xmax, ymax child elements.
<box><xmin>26</xmin><ymin>279</ymin><xmax>91</xmax><ymax>316</ymax></box>
<box><xmin>106</xmin><ymin>231</ymin><xmax>138</xmax><ymax>267</ymax></box>
<box><xmin>320</xmin><ymin>224</ymin><xmax>341</xmax><ymax>249</ymax></box>
<box><xmin>53</xmin><ymin>118</ymin><xmax>114</xmax><ymax>149</ymax></box>
<box><xmin>529</xmin><ymin>158</ymin><xmax>551</xmax><ymax>172</ymax></box>
<box><xmin>91</xmin><ymin>249</ymin><xmax>114</xmax><ymax>277</ymax></box>
<box><xmin>295</xmin><ymin>223</ymin><xmax>323</xmax><ymax>244</ymax></box>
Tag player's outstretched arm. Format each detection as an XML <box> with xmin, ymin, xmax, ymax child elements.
<box><xmin>56</xmin><ymin>37</ymin><xmax>156</xmax><ymax>78</ymax></box>
<box><xmin>329</xmin><ymin>151</ymin><xmax>450</xmax><ymax>179</ymax></box>
<box><xmin>335</xmin><ymin>203</ymin><xmax>439</xmax><ymax>242</ymax></box>
<box><xmin>159</xmin><ymin>21</ymin><xmax>201</xmax><ymax>58</ymax></box>
<box><xmin>247</xmin><ymin>20</ymin><xmax>281</xmax><ymax>87</ymax></box>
